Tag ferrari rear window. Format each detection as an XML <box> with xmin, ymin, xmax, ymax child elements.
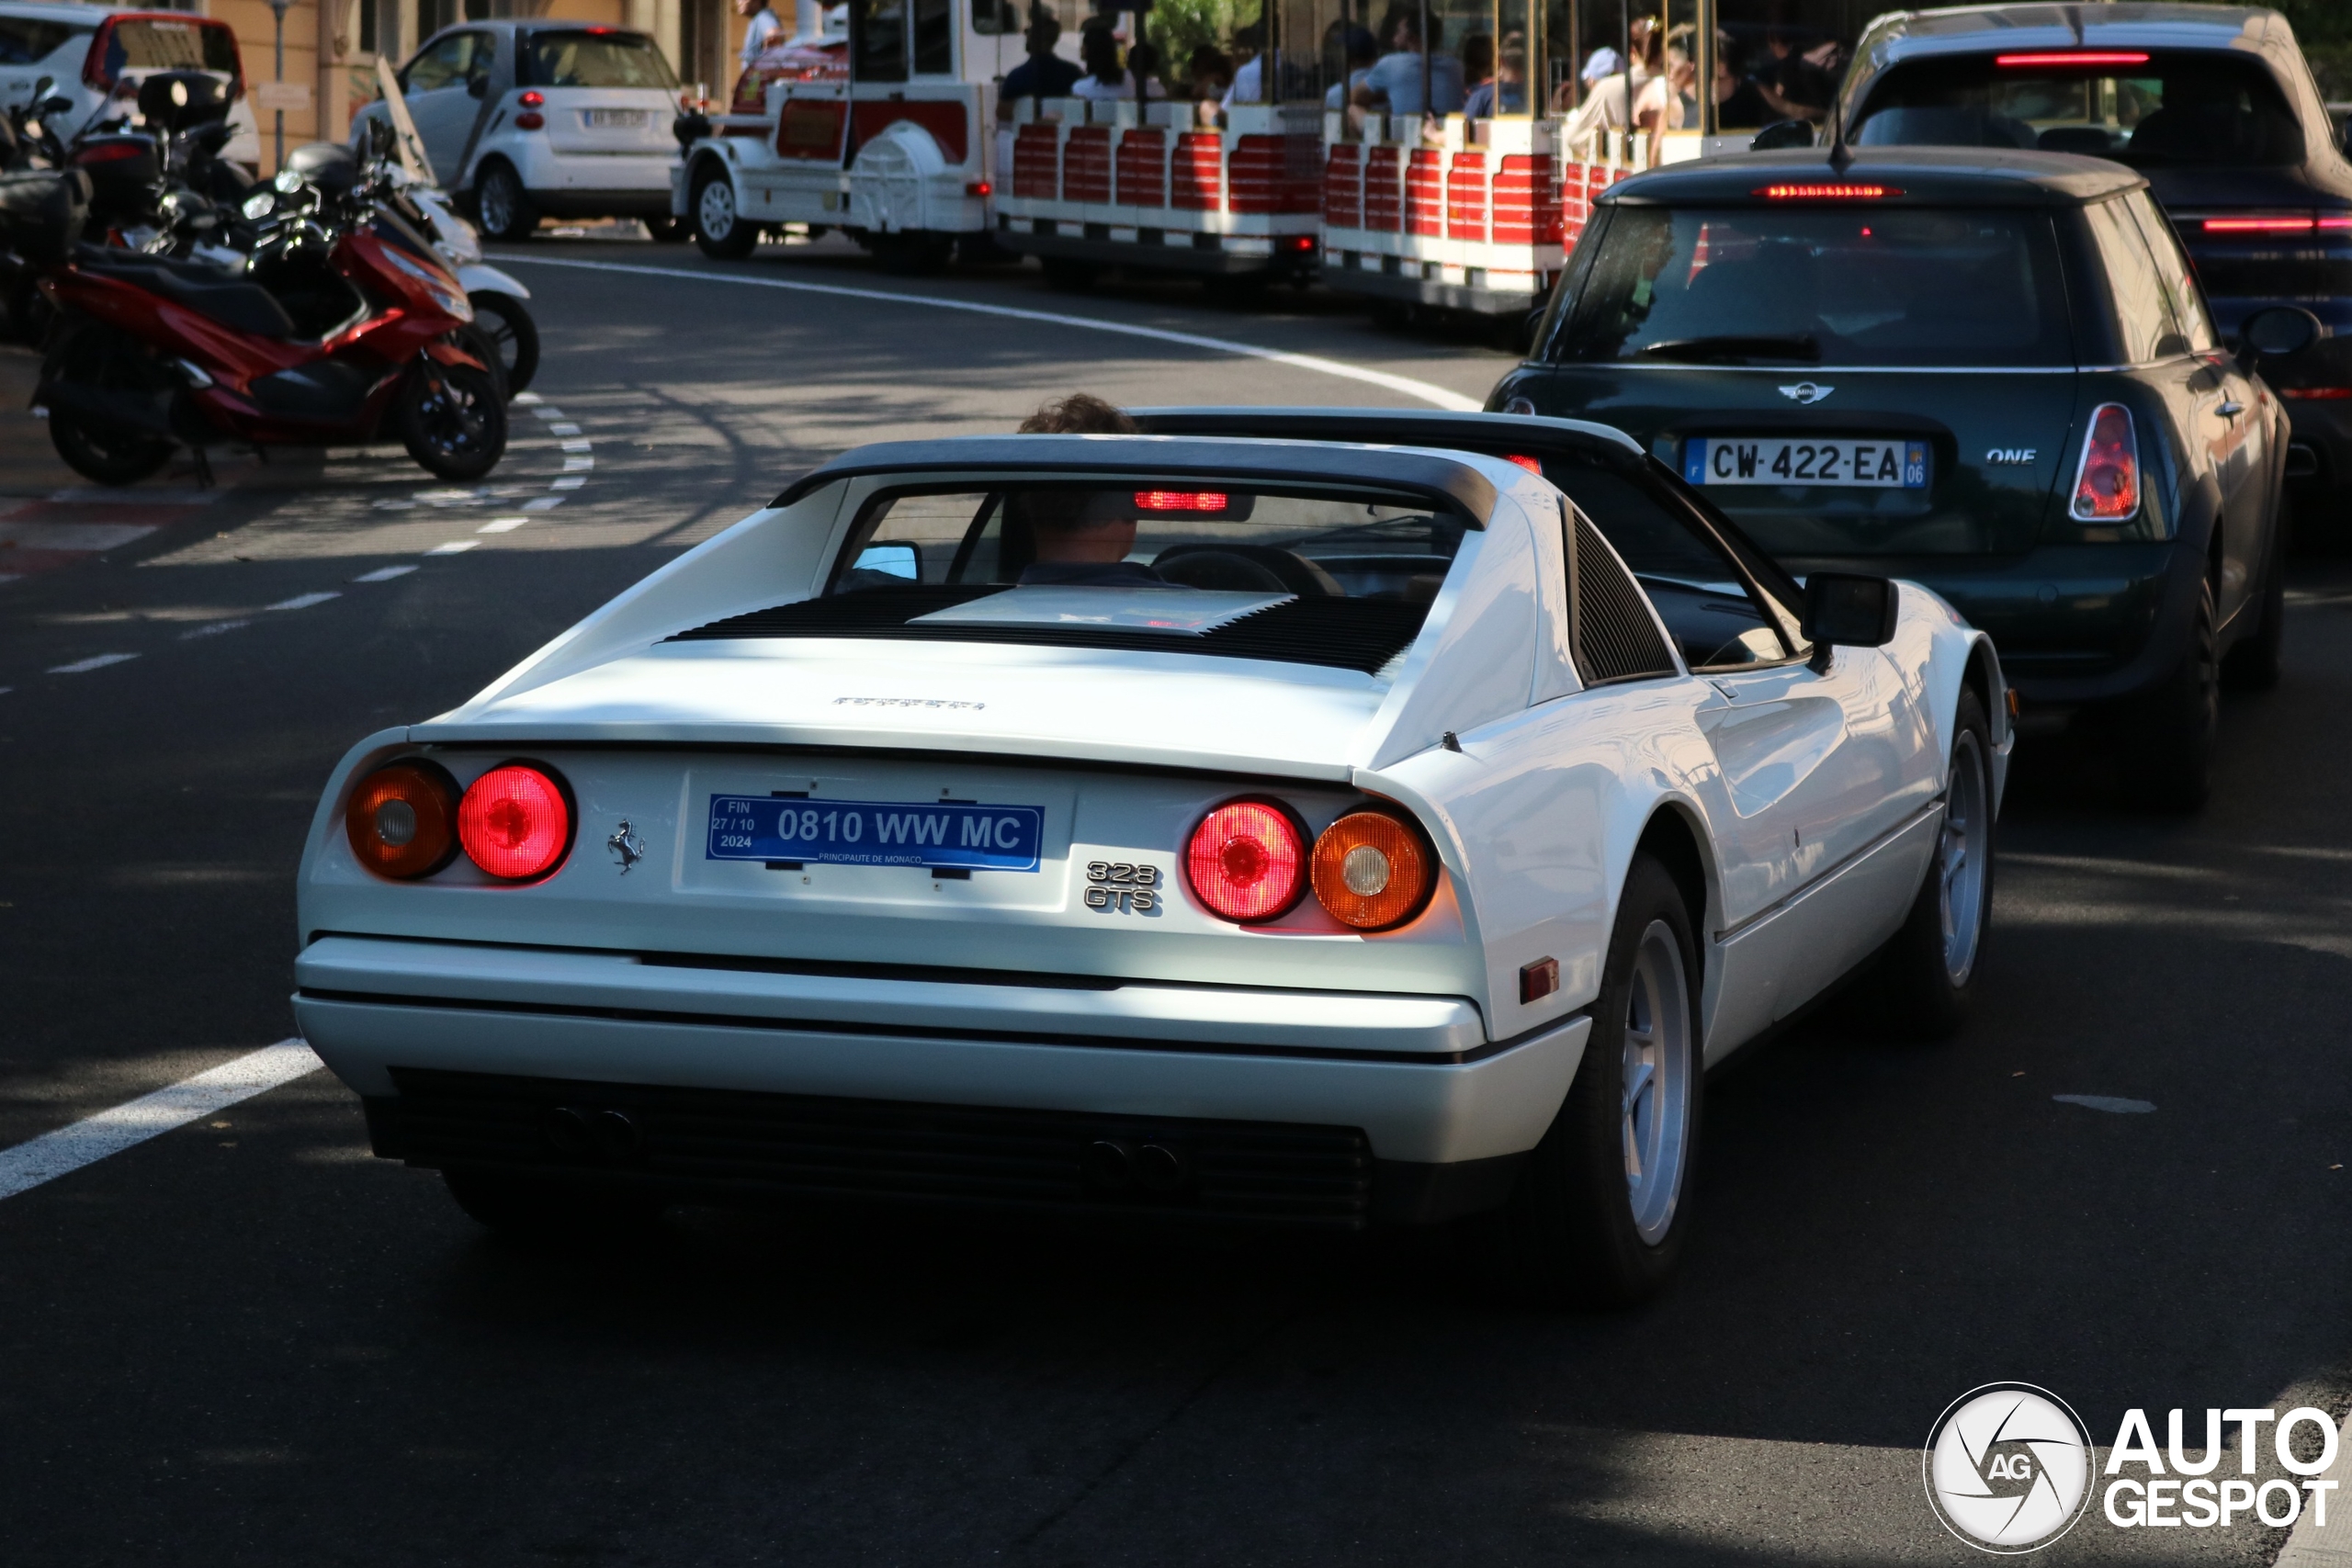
<box><xmin>672</xmin><ymin>484</ymin><xmax>1469</xmax><ymax>675</ymax></box>
<box><xmin>523</xmin><ymin>30</ymin><xmax>679</xmax><ymax>89</ymax></box>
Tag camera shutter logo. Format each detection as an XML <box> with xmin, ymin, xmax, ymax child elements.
<box><xmin>1925</xmin><ymin>1383</ymin><xmax>2094</xmax><ymax>1552</ymax></box>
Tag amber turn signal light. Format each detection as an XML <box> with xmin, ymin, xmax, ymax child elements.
<box><xmin>1310</xmin><ymin>810</ymin><xmax>1435</xmax><ymax>931</ymax></box>
<box><xmin>345</xmin><ymin>761</ymin><xmax>460</xmax><ymax>879</ymax></box>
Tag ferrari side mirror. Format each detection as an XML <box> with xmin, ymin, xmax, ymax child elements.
<box><xmin>1804</xmin><ymin>573</ymin><xmax>1898</xmax><ymax>670</ymax></box>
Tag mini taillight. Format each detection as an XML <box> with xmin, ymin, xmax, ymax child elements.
<box><xmin>1995</xmin><ymin>51</ymin><xmax>2148</xmax><ymax>67</ymax></box>
<box><xmin>1135</xmin><ymin>490</ymin><xmax>1227</xmax><ymax>512</ymax></box>
<box><xmin>2069</xmin><ymin>403</ymin><xmax>2138</xmax><ymax>522</ymax></box>
<box><xmin>1754</xmin><ymin>183</ymin><xmax>1902</xmax><ymax>200</ymax></box>
<box><xmin>1310</xmin><ymin>810</ymin><xmax>1434</xmax><ymax>931</ymax></box>
<box><xmin>345</xmin><ymin>761</ymin><xmax>460</xmax><ymax>879</ymax></box>
<box><xmin>518</xmin><ymin>90</ymin><xmax>545</xmax><ymax>107</ymax></box>
<box><xmin>458</xmin><ymin>763</ymin><xmax>572</xmax><ymax>880</ymax></box>
<box><xmin>1185</xmin><ymin>799</ymin><xmax>1306</xmax><ymax>922</ymax></box>
<box><xmin>1503</xmin><ymin>454</ymin><xmax>1544</xmax><ymax>474</ymax></box>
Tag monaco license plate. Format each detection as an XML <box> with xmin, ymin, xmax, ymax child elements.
<box><xmin>585</xmin><ymin>108</ymin><xmax>646</xmax><ymax>129</ymax></box>
<box><xmin>1684</xmin><ymin>436</ymin><xmax>1928</xmax><ymax>489</ymax></box>
<box><xmin>705</xmin><ymin>795</ymin><xmax>1044</xmax><ymax>871</ymax></box>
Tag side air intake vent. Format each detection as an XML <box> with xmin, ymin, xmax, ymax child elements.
<box><xmin>1568</xmin><ymin>512</ymin><xmax>1678</xmax><ymax>685</ymax></box>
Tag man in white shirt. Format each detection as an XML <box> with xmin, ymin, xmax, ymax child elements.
<box><xmin>737</xmin><ymin>0</ymin><xmax>782</xmax><ymax>67</ymax></box>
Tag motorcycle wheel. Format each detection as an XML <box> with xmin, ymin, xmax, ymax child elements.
<box><xmin>394</xmin><ymin>352</ymin><xmax>507</xmax><ymax>481</ymax></box>
<box><xmin>45</xmin><ymin>325</ymin><xmax>174</xmax><ymax>486</ymax></box>
<box><xmin>466</xmin><ymin>294</ymin><xmax>537</xmax><ymax>397</ymax></box>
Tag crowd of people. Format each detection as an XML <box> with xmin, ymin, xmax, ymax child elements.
<box><xmin>987</xmin><ymin>3</ymin><xmax>1844</xmax><ymax>159</ymax></box>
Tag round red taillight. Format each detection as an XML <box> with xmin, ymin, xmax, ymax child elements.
<box><xmin>1309</xmin><ymin>810</ymin><xmax>1435</xmax><ymax>931</ymax></box>
<box><xmin>457</xmin><ymin>763</ymin><xmax>572</xmax><ymax>880</ymax></box>
<box><xmin>1184</xmin><ymin>799</ymin><xmax>1306</xmax><ymax>922</ymax></box>
<box><xmin>345</xmin><ymin>760</ymin><xmax>459</xmax><ymax>879</ymax></box>
<box><xmin>514</xmin><ymin>111</ymin><xmax>545</xmax><ymax>130</ymax></box>
<box><xmin>518</xmin><ymin>90</ymin><xmax>544</xmax><ymax>107</ymax></box>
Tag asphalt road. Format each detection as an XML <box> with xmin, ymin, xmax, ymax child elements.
<box><xmin>3</xmin><ymin>238</ymin><xmax>2348</xmax><ymax>1567</ymax></box>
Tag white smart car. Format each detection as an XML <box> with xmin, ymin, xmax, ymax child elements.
<box><xmin>353</xmin><ymin>20</ymin><xmax>684</xmax><ymax>242</ymax></box>
<box><xmin>0</xmin><ymin>5</ymin><xmax>258</xmax><ymax>165</ymax></box>
<box><xmin>292</xmin><ymin>413</ymin><xmax>2006</xmax><ymax>1304</ymax></box>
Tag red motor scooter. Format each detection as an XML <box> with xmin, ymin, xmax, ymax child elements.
<box><xmin>35</xmin><ymin>142</ymin><xmax>505</xmax><ymax>484</ymax></box>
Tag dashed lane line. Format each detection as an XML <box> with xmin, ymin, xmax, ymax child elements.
<box><xmin>0</xmin><ymin>1040</ymin><xmax>322</xmax><ymax>1201</ymax></box>
<box><xmin>48</xmin><ymin>652</ymin><xmax>138</xmax><ymax>674</ymax></box>
<box><xmin>488</xmin><ymin>253</ymin><xmax>1488</xmax><ymax>412</ymax></box>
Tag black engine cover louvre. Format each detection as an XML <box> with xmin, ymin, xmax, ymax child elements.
<box><xmin>669</xmin><ymin>586</ymin><xmax>1429</xmax><ymax>676</ymax></box>
<box><xmin>375</xmin><ymin>1067</ymin><xmax>1379</xmax><ymax>1227</ymax></box>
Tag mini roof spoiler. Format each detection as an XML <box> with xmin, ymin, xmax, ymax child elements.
<box><xmin>770</xmin><ymin>434</ymin><xmax>1502</xmax><ymax>519</ymax></box>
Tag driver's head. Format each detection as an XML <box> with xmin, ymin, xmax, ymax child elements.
<box><xmin>1023</xmin><ymin>14</ymin><xmax>1060</xmax><ymax>57</ymax></box>
<box><xmin>1019</xmin><ymin>491</ymin><xmax>1137</xmax><ymax>564</ymax></box>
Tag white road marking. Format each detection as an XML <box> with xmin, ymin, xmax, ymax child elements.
<box><xmin>266</xmin><ymin>591</ymin><xmax>341</xmax><ymax>612</ymax></box>
<box><xmin>478</xmin><ymin>516</ymin><xmax>530</xmax><ymax>534</ymax></box>
<box><xmin>48</xmin><ymin>652</ymin><xmax>138</xmax><ymax>674</ymax></box>
<box><xmin>2052</xmin><ymin>1094</ymin><xmax>2156</xmax><ymax>1114</ymax></box>
<box><xmin>550</xmin><ymin>475</ymin><xmax>586</xmax><ymax>490</ymax></box>
<box><xmin>353</xmin><ymin>565</ymin><xmax>417</xmax><ymax>582</ymax></box>
<box><xmin>561</xmin><ymin>456</ymin><xmax>594</xmax><ymax>470</ymax></box>
<box><xmin>547</xmin><ymin>423</ymin><xmax>582</xmax><ymax>435</ymax></box>
<box><xmin>424</xmin><ymin>540</ymin><xmax>480</xmax><ymax>556</ymax></box>
<box><xmin>179</xmin><ymin>619</ymin><xmax>249</xmax><ymax>639</ymax></box>
<box><xmin>0</xmin><ymin>1040</ymin><xmax>322</xmax><ymax>1201</ymax></box>
<box><xmin>558</xmin><ymin>439</ymin><xmax>592</xmax><ymax>452</ymax></box>
<box><xmin>532</xmin><ymin>406</ymin><xmax>565</xmax><ymax>420</ymax></box>
<box><xmin>520</xmin><ymin>496</ymin><xmax>564</xmax><ymax>511</ymax></box>
<box><xmin>490</xmin><ymin>254</ymin><xmax>1487</xmax><ymax>412</ymax></box>
<box><xmin>514</xmin><ymin>391</ymin><xmax>542</xmax><ymax>405</ymax></box>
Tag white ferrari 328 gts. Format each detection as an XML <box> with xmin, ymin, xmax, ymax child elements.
<box><xmin>294</xmin><ymin>412</ymin><xmax>2006</xmax><ymax>1303</ymax></box>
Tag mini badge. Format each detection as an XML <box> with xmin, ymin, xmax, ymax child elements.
<box><xmin>1085</xmin><ymin>862</ymin><xmax>1161</xmax><ymax>914</ymax></box>
<box><xmin>606</xmin><ymin>819</ymin><xmax>645</xmax><ymax>874</ymax></box>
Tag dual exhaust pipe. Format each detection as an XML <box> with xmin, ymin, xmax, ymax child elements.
<box><xmin>1084</xmin><ymin>1137</ymin><xmax>1190</xmax><ymax>1194</ymax></box>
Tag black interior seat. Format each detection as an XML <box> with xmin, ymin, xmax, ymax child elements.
<box><xmin>72</xmin><ymin>244</ymin><xmax>297</xmax><ymax>339</ymax></box>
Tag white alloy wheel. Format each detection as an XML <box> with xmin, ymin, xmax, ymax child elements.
<box><xmin>1621</xmin><ymin>919</ymin><xmax>1694</xmax><ymax>1245</ymax></box>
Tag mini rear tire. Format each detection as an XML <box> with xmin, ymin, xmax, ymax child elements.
<box><xmin>1506</xmin><ymin>853</ymin><xmax>1702</xmax><ymax>1307</ymax></box>
<box><xmin>2126</xmin><ymin>575</ymin><xmax>2219</xmax><ymax>810</ymax></box>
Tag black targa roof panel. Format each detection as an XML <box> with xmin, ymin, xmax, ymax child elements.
<box><xmin>770</xmin><ymin>435</ymin><xmax>1502</xmax><ymax>522</ymax></box>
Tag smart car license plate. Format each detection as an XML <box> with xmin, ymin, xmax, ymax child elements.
<box><xmin>1683</xmin><ymin>437</ymin><xmax>1928</xmax><ymax>489</ymax></box>
<box><xmin>705</xmin><ymin>796</ymin><xmax>1044</xmax><ymax>871</ymax></box>
<box><xmin>586</xmin><ymin>109</ymin><xmax>647</xmax><ymax>129</ymax></box>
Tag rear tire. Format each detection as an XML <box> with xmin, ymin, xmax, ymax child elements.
<box><xmin>442</xmin><ymin>1168</ymin><xmax>662</xmax><ymax>1242</ymax></box>
<box><xmin>1505</xmin><ymin>854</ymin><xmax>1702</xmax><ymax>1308</ymax></box>
<box><xmin>691</xmin><ymin>167</ymin><xmax>758</xmax><ymax>260</ymax></box>
<box><xmin>1873</xmin><ymin>688</ymin><xmax>1995</xmax><ymax>1040</ymax></box>
<box><xmin>394</xmin><ymin>349</ymin><xmax>507</xmax><ymax>480</ymax></box>
<box><xmin>467</xmin><ymin>292</ymin><xmax>538</xmax><ymax>397</ymax></box>
<box><xmin>474</xmin><ymin>162</ymin><xmax>537</xmax><ymax>243</ymax></box>
<box><xmin>2126</xmin><ymin>575</ymin><xmax>2219</xmax><ymax>810</ymax></box>
<box><xmin>2221</xmin><ymin>520</ymin><xmax>2285</xmax><ymax>692</ymax></box>
<box><xmin>43</xmin><ymin>322</ymin><xmax>175</xmax><ymax>485</ymax></box>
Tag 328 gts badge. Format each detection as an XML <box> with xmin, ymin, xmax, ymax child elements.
<box><xmin>1085</xmin><ymin>862</ymin><xmax>1161</xmax><ymax>913</ymax></box>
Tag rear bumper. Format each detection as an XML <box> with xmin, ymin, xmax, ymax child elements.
<box><xmin>293</xmin><ymin>935</ymin><xmax>1587</xmax><ymax>1196</ymax></box>
<box><xmin>1800</xmin><ymin>542</ymin><xmax>2193</xmax><ymax>708</ymax></box>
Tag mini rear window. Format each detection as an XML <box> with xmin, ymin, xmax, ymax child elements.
<box><xmin>523</xmin><ymin>30</ymin><xmax>679</xmax><ymax>89</ymax></box>
<box><xmin>672</xmin><ymin>483</ymin><xmax>1470</xmax><ymax>675</ymax></box>
<box><xmin>1854</xmin><ymin>53</ymin><xmax>2304</xmax><ymax>168</ymax></box>
<box><xmin>97</xmin><ymin>17</ymin><xmax>239</xmax><ymax>84</ymax></box>
<box><xmin>1551</xmin><ymin>205</ymin><xmax>2073</xmax><ymax>368</ymax></box>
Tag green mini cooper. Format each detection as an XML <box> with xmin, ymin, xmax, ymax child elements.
<box><xmin>1489</xmin><ymin>146</ymin><xmax>2316</xmax><ymax>807</ymax></box>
